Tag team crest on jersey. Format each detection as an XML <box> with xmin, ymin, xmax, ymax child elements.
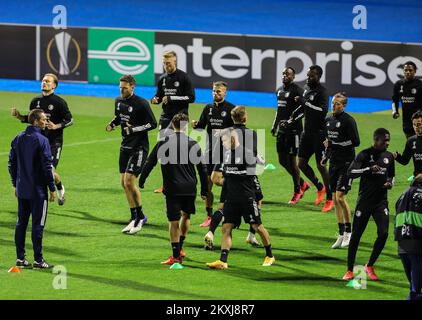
<box><xmin>221</xmin><ymin>111</ymin><xmax>227</xmax><ymax>117</ymax></box>
<box><xmin>48</xmin><ymin>104</ymin><xmax>54</xmax><ymax>110</ymax></box>
<box><xmin>309</xmin><ymin>95</ymin><xmax>314</xmax><ymax>101</ymax></box>
<box><xmin>356</xmin><ymin>210</ymin><xmax>361</xmax><ymax>217</ymax></box>
<box><xmin>128</xmin><ymin>106</ymin><xmax>133</xmax><ymax>113</ymax></box>
<box><xmin>235</xmin><ymin>157</ymin><xmax>241</xmax><ymax>164</ymax></box>
<box><xmin>383</xmin><ymin>158</ymin><xmax>389</xmax><ymax>164</ymax></box>
<box><xmin>413</xmin><ymin>141</ymin><xmax>417</xmax><ymax>149</ymax></box>
<box><xmin>285</xmin><ymin>92</ymin><xmax>290</xmax><ymax>98</ymax></box>
<box><xmin>412</xmin><ymin>88</ymin><xmax>417</xmax><ymax>94</ymax></box>
<box><xmin>174</xmin><ymin>81</ymin><xmax>180</xmax><ymax>87</ymax></box>
<box><xmin>400</xmin><ymin>85</ymin><xmax>404</xmax><ymax>93</ymax></box>
<box><xmin>336</xmin><ymin>122</ymin><xmax>341</xmax><ymax>128</ymax></box>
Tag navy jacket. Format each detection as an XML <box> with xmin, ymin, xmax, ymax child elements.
<box><xmin>8</xmin><ymin>126</ymin><xmax>56</xmax><ymax>199</ymax></box>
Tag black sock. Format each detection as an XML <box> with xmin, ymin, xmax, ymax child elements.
<box><xmin>179</xmin><ymin>235</ymin><xmax>186</xmax><ymax>249</ymax></box>
<box><xmin>338</xmin><ymin>223</ymin><xmax>345</xmax><ymax>236</ymax></box>
<box><xmin>220</xmin><ymin>249</ymin><xmax>229</xmax><ymax>263</ymax></box>
<box><xmin>312</xmin><ymin>179</ymin><xmax>323</xmax><ymax>191</ymax></box>
<box><xmin>326</xmin><ymin>185</ymin><xmax>332</xmax><ymax>200</ymax></box>
<box><xmin>249</xmin><ymin>225</ymin><xmax>256</xmax><ymax>234</ymax></box>
<box><xmin>294</xmin><ymin>183</ymin><xmax>301</xmax><ymax>193</ymax></box>
<box><xmin>135</xmin><ymin>206</ymin><xmax>145</xmax><ymax>220</ymax></box>
<box><xmin>206</xmin><ymin>207</ymin><xmax>213</xmax><ymax>217</ymax></box>
<box><xmin>299</xmin><ymin>177</ymin><xmax>304</xmax><ymax>186</ymax></box>
<box><xmin>209</xmin><ymin>209</ymin><xmax>223</xmax><ymax>234</ymax></box>
<box><xmin>264</xmin><ymin>244</ymin><xmax>273</xmax><ymax>257</ymax></box>
<box><xmin>56</xmin><ymin>182</ymin><xmax>63</xmax><ymax>190</ymax></box>
<box><xmin>345</xmin><ymin>223</ymin><xmax>352</xmax><ymax>233</ymax></box>
<box><xmin>171</xmin><ymin>242</ymin><xmax>180</xmax><ymax>258</ymax></box>
<box><xmin>130</xmin><ymin>208</ymin><xmax>137</xmax><ymax>221</ymax></box>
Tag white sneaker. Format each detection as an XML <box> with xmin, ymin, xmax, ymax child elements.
<box><xmin>122</xmin><ymin>220</ymin><xmax>135</xmax><ymax>233</ymax></box>
<box><xmin>128</xmin><ymin>217</ymin><xmax>147</xmax><ymax>235</ymax></box>
<box><xmin>246</xmin><ymin>232</ymin><xmax>260</xmax><ymax>246</ymax></box>
<box><xmin>57</xmin><ymin>185</ymin><xmax>65</xmax><ymax>206</ymax></box>
<box><xmin>341</xmin><ymin>232</ymin><xmax>352</xmax><ymax>248</ymax></box>
<box><xmin>204</xmin><ymin>231</ymin><xmax>214</xmax><ymax>250</ymax></box>
<box><xmin>331</xmin><ymin>235</ymin><xmax>344</xmax><ymax>249</ymax></box>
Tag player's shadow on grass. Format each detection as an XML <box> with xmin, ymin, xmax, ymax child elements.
<box><xmin>262</xmin><ymin>200</ymin><xmax>320</xmax><ymax>211</ymax></box>
<box><xmin>0</xmin><ymin>238</ymin><xmax>82</xmax><ymax>258</ymax></box>
<box><xmin>68</xmin><ymin>272</ymin><xmax>213</xmax><ymax>299</ymax></box>
<box><xmin>51</xmin><ymin>209</ymin><xmax>129</xmax><ymax>226</ymax></box>
<box><xmin>70</xmin><ymin>187</ymin><xmax>122</xmax><ymax>194</ymax></box>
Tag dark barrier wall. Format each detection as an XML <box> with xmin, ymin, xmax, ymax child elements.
<box><xmin>0</xmin><ymin>25</ymin><xmax>36</xmax><ymax>79</ymax></box>
<box><xmin>1</xmin><ymin>24</ymin><xmax>422</xmax><ymax>100</ymax></box>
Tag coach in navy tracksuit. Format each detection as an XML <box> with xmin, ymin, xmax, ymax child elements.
<box><xmin>8</xmin><ymin>109</ymin><xmax>56</xmax><ymax>269</ymax></box>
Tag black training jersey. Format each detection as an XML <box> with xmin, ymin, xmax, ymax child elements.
<box><xmin>348</xmin><ymin>147</ymin><xmax>395</xmax><ymax>208</ymax></box>
<box><xmin>139</xmin><ymin>132</ymin><xmax>208</xmax><ymax>197</ymax></box>
<box><xmin>272</xmin><ymin>82</ymin><xmax>304</xmax><ymax>133</ymax></box>
<box><xmin>290</xmin><ymin>83</ymin><xmax>328</xmax><ymax>135</ymax></box>
<box><xmin>396</xmin><ymin>135</ymin><xmax>422</xmax><ymax>176</ymax></box>
<box><xmin>222</xmin><ymin>145</ymin><xmax>259</xmax><ymax>202</ymax></box>
<box><xmin>325</xmin><ymin>112</ymin><xmax>360</xmax><ymax>164</ymax></box>
<box><xmin>110</xmin><ymin>94</ymin><xmax>157</xmax><ymax>151</ymax></box>
<box><xmin>392</xmin><ymin>78</ymin><xmax>422</xmax><ymax>133</ymax></box>
<box><xmin>23</xmin><ymin>93</ymin><xmax>73</xmax><ymax>143</ymax></box>
<box><xmin>196</xmin><ymin>100</ymin><xmax>235</xmax><ymax>133</ymax></box>
<box><xmin>195</xmin><ymin>100</ymin><xmax>235</xmax><ymax>162</ymax></box>
<box><xmin>154</xmin><ymin>69</ymin><xmax>195</xmax><ymax>121</ymax></box>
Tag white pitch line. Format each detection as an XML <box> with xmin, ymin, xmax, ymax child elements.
<box><xmin>0</xmin><ymin>137</ymin><xmax>121</xmax><ymax>156</ymax></box>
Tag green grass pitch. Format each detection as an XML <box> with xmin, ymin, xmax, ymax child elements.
<box><xmin>0</xmin><ymin>90</ymin><xmax>412</xmax><ymax>299</ymax></box>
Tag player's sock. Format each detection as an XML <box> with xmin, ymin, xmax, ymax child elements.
<box><xmin>179</xmin><ymin>235</ymin><xmax>186</xmax><ymax>249</ymax></box>
<box><xmin>130</xmin><ymin>208</ymin><xmax>137</xmax><ymax>221</ymax></box>
<box><xmin>56</xmin><ymin>182</ymin><xmax>63</xmax><ymax>190</ymax></box>
<box><xmin>264</xmin><ymin>244</ymin><xmax>273</xmax><ymax>258</ymax></box>
<box><xmin>220</xmin><ymin>249</ymin><xmax>229</xmax><ymax>263</ymax></box>
<box><xmin>312</xmin><ymin>180</ymin><xmax>323</xmax><ymax>191</ymax></box>
<box><xmin>299</xmin><ymin>177</ymin><xmax>304</xmax><ymax>186</ymax></box>
<box><xmin>206</xmin><ymin>207</ymin><xmax>213</xmax><ymax>217</ymax></box>
<box><xmin>294</xmin><ymin>184</ymin><xmax>301</xmax><ymax>193</ymax></box>
<box><xmin>249</xmin><ymin>225</ymin><xmax>256</xmax><ymax>235</ymax></box>
<box><xmin>135</xmin><ymin>206</ymin><xmax>145</xmax><ymax>220</ymax></box>
<box><xmin>171</xmin><ymin>242</ymin><xmax>180</xmax><ymax>258</ymax></box>
<box><xmin>326</xmin><ymin>185</ymin><xmax>333</xmax><ymax>200</ymax></box>
<box><xmin>345</xmin><ymin>223</ymin><xmax>352</xmax><ymax>233</ymax></box>
<box><xmin>338</xmin><ymin>223</ymin><xmax>345</xmax><ymax>236</ymax></box>
<box><xmin>209</xmin><ymin>209</ymin><xmax>223</xmax><ymax>234</ymax></box>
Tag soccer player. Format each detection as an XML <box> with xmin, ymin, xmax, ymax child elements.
<box><xmin>203</xmin><ymin>158</ymin><xmax>264</xmax><ymax>250</ymax></box>
<box><xmin>106</xmin><ymin>75</ymin><xmax>157</xmax><ymax>235</ymax></box>
<box><xmin>8</xmin><ymin>109</ymin><xmax>56</xmax><ymax>269</ymax></box>
<box><xmin>392</xmin><ymin>61</ymin><xmax>422</xmax><ymax>138</ymax></box>
<box><xmin>151</xmin><ymin>50</ymin><xmax>195</xmax><ymax>193</ymax></box>
<box><xmin>342</xmin><ymin>128</ymin><xmax>395</xmax><ymax>281</ymax></box>
<box><xmin>322</xmin><ymin>92</ymin><xmax>360</xmax><ymax>249</ymax></box>
<box><xmin>394</xmin><ymin>174</ymin><xmax>422</xmax><ymax>300</ymax></box>
<box><xmin>138</xmin><ymin>113</ymin><xmax>208</xmax><ymax>265</ymax></box>
<box><xmin>192</xmin><ymin>81</ymin><xmax>235</xmax><ymax>227</ymax></box>
<box><xmin>284</xmin><ymin>65</ymin><xmax>333</xmax><ymax>212</ymax></box>
<box><xmin>272</xmin><ymin>67</ymin><xmax>309</xmax><ymax>204</ymax></box>
<box><xmin>207</xmin><ymin>107</ymin><xmax>275</xmax><ymax>269</ymax></box>
<box><xmin>11</xmin><ymin>73</ymin><xmax>73</xmax><ymax>206</ymax></box>
<box><xmin>394</xmin><ymin>110</ymin><xmax>422</xmax><ymax>176</ymax></box>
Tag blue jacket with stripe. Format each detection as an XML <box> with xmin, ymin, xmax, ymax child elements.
<box><xmin>8</xmin><ymin>126</ymin><xmax>56</xmax><ymax>199</ymax></box>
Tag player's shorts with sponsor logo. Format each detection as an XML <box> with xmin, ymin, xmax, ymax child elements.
<box><xmin>119</xmin><ymin>147</ymin><xmax>147</xmax><ymax>176</ymax></box>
